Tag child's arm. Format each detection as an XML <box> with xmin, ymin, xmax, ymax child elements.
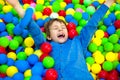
<box><xmin>6</xmin><ymin>0</ymin><xmax>46</xmax><ymax>49</ymax></box>
<box><xmin>78</xmin><ymin>0</ymin><xmax>115</xmax><ymax>55</ymax></box>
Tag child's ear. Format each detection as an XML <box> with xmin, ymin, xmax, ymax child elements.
<box><xmin>47</xmin><ymin>36</ymin><xmax>52</xmax><ymax>40</ymax></box>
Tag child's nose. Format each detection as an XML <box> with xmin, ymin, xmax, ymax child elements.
<box><xmin>58</xmin><ymin>27</ymin><xmax>63</xmax><ymax>31</ymax></box>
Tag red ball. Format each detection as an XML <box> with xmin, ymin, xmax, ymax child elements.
<box><xmin>98</xmin><ymin>70</ymin><xmax>109</xmax><ymax>79</ymax></box>
<box><xmin>109</xmin><ymin>69</ymin><xmax>119</xmax><ymax>77</ymax></box>
<box><xmin>40</xmin><ymin>42</ymin><xmax>52</xmax><ymax>54</ymax></box>
<box><xmin>45</xmin><ymin>68</ymin><xmax>58</xmax><ymax>80</ymax></box>
<box><xmin>0</xmin><ymin>46</ymin><xmax>6</xmax><ymax>54</ymax></box>
<box><xmin>64</xmin><ymin>0</ymin><xmax>72</xmax><ymax>4</ymax></box>
<box><xmin>68</xmin><ymin>29</ymin><xmax>78</xmax><ymax>39</ymax></box>
<box><xmin>104</xmin><ymin>32</ymin><xmax>109</xmax><ymax>38</ymax></box>
<box><xmin>118</xmin><ymin>52</ymin><xmax>120</xmax><ymax>60</ymax></box>
<box><xmin>0</xmin><ymin>73</ymin><xmax>6</xmax><ymax>78</ymax></box>
<box><xmin>43</xmin><ymin>7</ymin><xmax>52</xmax><ymax>16</ymax></box>
<box><xmin>22</xmin><ymin>0</ymin><xmax>34</xmax><ymax>4</ymax></box>
<box><xmin>79</xmin><ymin>0</ymin><xmax>84</xmax><ymax>4</ymax></box>
<box><xmin>67</xmin><ymin>22</ymin><xmax>76</xmax><ymax>31</ymax></box>
<box><xmin>39</xmin><ymin>53</ymin><xmax>48</xmax><ymax>62</ymax></box>
<box><xmin>107</xmin><ymin>72</ymin><xmax>118</xmax><ymax>80</ymax></box>
<box><xmin>114</xmin><ymin>20</ymin><xmax>120</xmax><ymax>29</ymax></box>
<box><xmin>58</xmin><ymin>10</ymin><xmax>66</xmax><ymax>17</ymax></box>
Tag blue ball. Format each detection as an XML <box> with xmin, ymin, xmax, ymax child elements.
<box><xmin>12</xmin><ymin>72</ymin><xmax>24</xmax><ymax>80</ymax></box>
<box><xmin>4</xmin><ymin>12</ymin><xmax>13</xmax><ymax>23</ymax></box>
<box><xmin>21</xmin><ymin>29</ymin><xmax>29</xmax><ymax>38</ymax></box>
<box><xmin>70</xmin><ymin>19</ymin><xmax>78</xmax><ymax>26</ymax></box>
<box><xmin>12</xmin><ymin>17</ymin><xmax>19</xmax><ymax>25</ymax></box>
<box><xmin>92</xmin><ymin>1</ymin><xmax>100</xmax><ymax>8</ymax></box>
<box><xmin>103</xmin><ymin>17</ymin><xmax>112</xmax><ymax>26</ymax></box>
<box><xmin>85</xmin><ymin>50</ymin><xmax>92</xmax><ymax>58</ymax></box>
<box><xmin>36</xmin><ymin>19</ymin><xmax>45</xmax><ymax>27</ymax></box>
<box><xmin>82</xmin><ymin>12</ymin><xmax>90</xmax><ymax>20</ymax></box>
<box><xmin>44</xmin><ymin>17</ymin><xmax>51</xmax><ymax>23</ymax></box>
<box><xmin>31</xmin><ymin>62</ymin><xmax>44</xmax><ymax>75</ymax></box>
<box><xmin>30</xmin><ymin>75</ymin><xmax>42</xmax><ymax>80</ymax></box>
<box><xmin>4</xmin><ymin>77</ymin><xmax>13</xmax><ymax>80</ymax></box>
<box><xmin>13</xmin><ymin>24</ymin><xmax>22</xmax><ymax>35</ymax></box>
<box><xmin>116</xmin><ymin>64</ymin><xmax>120</xmax><ymax>72</ymax></box>
<box><xmin>65</xmin><ymin>3</ymin><xmax>74</xmax><ymax>10</ymax></box>
<box><xmin>0</xmin><ymin>54</ymin><xmax>7</xmax><ymax>64</ymax></box>
<box><xmin>0</xmin><ymin>31</ymin><xmax>8</xmax><ymax>37</ymax></box>
<box><xmin>65</xmin><ymin>14</ymin><xmax>73</xmax><ymax>23</ymax></box>
<box><xmin>7</xmin><ymin>58</ymin><xmax>14</xmax><ymax>66</ymax></box>
<box><xmin>27</xmin><ymin>54</ymin><xmax>39</xmax><ymax>65</ymax></box>
<box><xmin>108</xmin><ymin>13</ymin><xmax>116</xmax><ymax>23</ymax></box>
<box><xmin>106</xmin><ymin>25</ymin><xmax>116</xmax><ymax>35</ymax></box>
<box><xmin>15</xmin><ymin>60</ymin><xmax>30</xmax><ymax>73</ymax></box>
<box><xmin>0</xmin><ymin>78</ymin><xmax>3</xmax><ymax>80</ymax></box>
<box><xmin>118</xmin><ymin>40</ymin><xmax>120</xmax><ymax>44</ymax></box>
<box><xmin>0</xmin><ymin>14</ymin><xmax>4</xmax><ymax>19</ymax></box>
<box><xmin>16</xmin><ymin>46</ymin><xmax>24</xmax><ymax>54</ymax></box>
<box><xmin>0</xmin><ymin>22</ymin><xmax>6</xmax><ymax>32</ymax></box>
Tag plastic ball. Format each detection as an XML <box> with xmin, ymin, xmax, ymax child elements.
<box><xmin>7</xmin><ymin>58</ymin><xmax>14</xmax><ymax>66</ymax></box>
<box><xmin>12</xmin><ymin>72</ymin><xmax>24</xmax><ymax>80</ymax></box>
<box><xmin>114</xmin><ymin>4</ymin><xmax>120</xmax><ymax>11</ymax></box>
<box><xmin>9</xmin><ymin>40</ymin><xmax>19</xmax><ymax>50</ymax></box>
<box><xmin>58</xmin><ymin>10</ymin><xmax>66</xmax><ymax>17</ymax></box>
<box><xmin>2</xmin><ymin>5</ymin><xmax>12</xmax><ymax>13</ymax></box>
<box><xmin>35</xmin><ymin>4</ymin><xmax>43</xmax><ymax>12</ymax></box>
<box><xmin>92</xmin><ymin>38</ymin><xmax>102</xmax><ymax>46</ymax></box>
<box><xmin>60</xmin><ymin>2</ymin><xmax>67</xmax><ymax>9</ymax></box>
<box><xmin>86</xmin><ymin>6</ymin><xmax>95</xmax><ymax>15</ymax></box>
<box><xmin>106</xmin><ymin>52</ymin><xmax>115</xmax><ymax>62</ymax></box>
<box><xmin>102</xmin><ymin>61</ymin><xmax>113</xmax><ymax>71</ymax></box>
<box><xmin>85</xmin><ymin>57</ymin><xmax>95</xmax><ymax>66</ymax></box>
<box><xmin>103</xmin><ymin>42</ymin><xmax>113</xmax><ymax>52</ymax></box>
<box><xmin>22</xmin><ymin>0</ymin><xmax>34</xmax><ymax>4</ymax></box>
<box><xmin>95</xmin><ymin>30</ymin><xmax>104</xmax><ymax>39</ymax></box>
<box><xmin>34</xmin><ymin>11</ymin><xmax>43</xmax><ymax>20</ymax></box>
<box><xmin>6</xmin><ymin>66</ymin><xmax>18</xmax><ymax>77</ymax></box>
<box><xmin>27</xmin><ymin>54</ymin><xmax>39</xmax><ymax>65</ymax></box>
<box><xmin>88</xmin><ymin>42</ymin><xmax>97</xmax><ymax>53</ymax></box>
<box><xmin>42</xmin><ymin>56</ymin><xmax>55</xmax><ymax>69</ymax></box>
<box><xmin>45</xmin><ymin>68</ymin><xmax>58</xmax><ymax>80</ymax></box>
<box><xmin>73</xmin><ymin>12</ymin><xmax>82</xmax><ymax>21</ymax></box>
<box><xmin>6</xmin><ymin>23</ymin><xmax>15</xmax><ymax>35</ymax></box>
<box><xmin>0</xmin><ymin>46</ymin><xmax>6</xmax><ymax>54</ymax></box>
<box><xmin>24</xmin><ymin>69</ymin><xmax>31</xmax><ymax>77</ymax></box>
<box><xmin>4</xmin><ymin>12</ymin><xmax>13</xmax><ymax>23</ymax></box>
<box><xmin>101</xmin><ymin>38</ymin><xmax>108</xmax><ymax>45</ymax></box>
<box><xmin>108</xmin><ymin>13</ymin><xmax>116</xmax><ymax>22</ymax></box>
<box><xmin>15</xmin><ymin>60</ymin><xmax>30</xmax><ymax>73</ymax></box>
<box><xmin>17</xmin><ymin>52</ymin><xmax>27</xmax><ymax>60</ymax></box>
<box><xmin>98</xmin><ymin>70</ymin><xmax>109</xmax><ymax>79</ymax></box>
<box><xmin>52</xmin><ymin>4</ymin><xmax>61</xmax><ymax>12</ymax></box>
<box><xmin>68</xmin><ymin>29</ymin><xmax>78</xmax><ymax>39</ymax></box>
<box><xmin>30</xmin><ymin>75</ymin><xmax>42</xmax><ymax>80</ymax></box>
<box><xmin>0</xmin><ymin>22</ymin><xmax>6</xmax><ymax>32</ymax></box>
<box><xmin>43</xmin><ymin>7</ymin><xmax>52</xmax><ymax>16</ymax></box>
<box><xmin>24</xmin><ymin>76</ymin><xmax>31</xmax><ymax>80</ymax></box>
<box><xmin>108</xmin><ymin>34</ymin><xmax>119</xmax><ymax>44</ymax></box>
<box><xmin>36</xmin><ymin>0</ymin><xmax>44</xmax><ymax>4</ymax></box>
<box><xmin>113</xmin><ymin>61</ymin><xmax>119</xmax><ymax>69</ymax></box>
<box><xmin>78</xmin><ymin>19</ymin><xmax>87</xmax><ymax>27</ymax></box>
<box><xmin>0</xmin><ymin>64</ymin><xmax>8</xmax><ymax>73</ymax></box>
<box><xmin>114</xmin><ymin>20</ymin><xmax>120</xmax><ymax>29</ymax></box>
<box><xmin>7</xmin><ymin>52</ymin><xmax>17</xmax><ymax>61</ymax></box>
<box><xmin>24</xmin><ymin>47</ymin><xmax>34</xmax><ymax>56</ymax></box>
<box><xmin>64</xmin><ymin>0</ymin><xmax>72</xmax><ymax>4</ymax></box>
<box><xmin>98</xmin><ymin>0</ymin><xmax>105</xmax><ymax>4</ymax></box>
<box><xmin>0</xmin><ymin>73</ymin><xmax>6</xmax><ymax>78</ymax></box>
<box><xmin>103</xmin><ymin>17</ymin><xmax>112</xmax><ymax>26</ymax></box>
<box><xmin>76</xmin><ymin>26</ymin><xmax>82</xmax><ymax>34</ymax></box>
<box><xmin>0</xmin><ymin>54</ymin><xmax>7</xmax><ymax>64</ymax></box>
<box><xmin>94</xmin><ymin>53</ymin><xmax>105</xmax><ymax>64</ymax></box>
<box><xmin>67</xmin><ymin>22</ymin><xmax>76</xmax><ymax>31</ymax></box>
<box><xmin>40</xmin><ymin>42</ymin><xmax>52</xmax><ymax>54</ymax></box>
<box><xmin>66</xmin><ymin>8</ymin><xmax>75</xmax><ymax>16</ymax></box>
<box><xmin>34</xmin><ymin>50</ymin><xmax>43</xmax><ymax>58</ymax></box>
<box><xmin>82</xmin><ymin>12</ymin><xmax>90</xmax><ymax>20</ymax></box>
<box><xmin>50</xmin><ymin>12</ymin><xmax>59</xmax><ymax>19</ymax></box>
<box><xmin>104</xmin><ymin>32</ymin><xmax>109</xmax><ymax>38</ymax></box>
<box><xmin>115</xmin><ymin>29</ymin><xmax>120</xmax><ymax>38</ymax></box>
<box><xmin>24</xmin><ymin>37</ymin><xmax>34</xmax><ymax>47</ymax></box>
<box><xmin>113</xmin><ymin>43</ymin><xmax>120</xmax><ymax>53</ymax></box>
<box><xmin>39</xmin><ymin>53</ymin><xmax>48</xmax><ymax>61</ymax></box>
<box><xmin>65</xmin><ymin>14</ymin><xmax>73</xmax><ymax>22</ymax></box>
<box><xmin>83</xmin><ymin>0</ymin><xmax>92</xmax><ymax>6</ymax></box>
<box><xmin>13</xmin><ymin>36</ymin><xmax>23</xmax><ymax>45</ymax></box>
<box><xmin>106</xmin><ymin>25</ymin><xmax>116</xmax><ymax>35</ymax></box>
<box><xmin>91</xmin><ymin>63</ymin><xmax>101</xmax><ymax>74</ymax></box>
<box><xmin>0</xmin><ymin>37</ymin><xmax>9</xmax><ymax>48</ymax></box>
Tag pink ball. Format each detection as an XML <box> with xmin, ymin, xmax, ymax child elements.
<box><xmin>76</xmin><ymin>8</ymin><xmax>83</xmax><ymax>13</ymax></box>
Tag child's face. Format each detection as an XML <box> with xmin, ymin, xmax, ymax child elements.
<box><xmin>47</xmin><ymin>21</ymin><xmax>68</xmax><ymax>43</ymax></box>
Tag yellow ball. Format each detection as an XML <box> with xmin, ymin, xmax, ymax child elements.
<box><xmin>0</xmin><ymin>0</ymin><xmax>5</xmax><ymax>6</ymax></box>
<box><xmin>91</xmin><ymin>63</ymin><xmax>101</xmax><ymax>74</ymax></box>
<box><xmin>7</xmin><ymin>52</ymin><xmax>17</xmax><ymax>61</ymax></box>
<box><xmin>98</xmin><ymin>0</ymin><xmax>105</xmax><ymax>4</ymax></box>
<box><xmin>66</xmin><ymin>8</ymin><xmax>75</xmax><ymax>16</ymax></box>
<box><xmin>114</xmin><ymin>53</ymin><xmax>118</xmax><ymax>61</ymax></box>
<box><xmin>24</xmin><ymin>37</ymin><xmax>34</xmax><ymax>47</ymax></box>
<box><xmin>117</xmin><ymin>0</ymin><xmax>120</xmax><ymax>4</ymax></box>
<box><xmin>24</xmin><ymin>47</ymin><xmax>34</xmax><ymax>56</ymax></box>
<box><xmin>94</xmin><ymin>54</ymin><xmax>105</xmax><ymax>64</ymax></box>
<box><xmin>95</xmin><ymin>30</ymin><xmax>104</xmax><ymax>39</ymax></box>
<box><xmin>42</xmin><ymin>15</ymin><xmax>48</xmax><ymax>20</ymax></box>
<box><xmin>24</xmin><ymin>69</ymin><xmax>31</xmax><ymax>77</ymax></box>
<box><xmin>92</xmin><ymin>50</ymin><xmax>102</xmax><ymax>58</ymax></box>
<box><xmin>2</xmin><ymin>5</ymin><xmax>12</xmax><ymax>13</ymax></box>
<box><xmin>86</xmin><ymin>63</ymin><xmax>91</xmax><ymax>71</ymax></box>
<box><xmin>91</xmin><ymin>72</ymin><xmax>97</xmax><ymax>80</ymax></box>
<box><xmin>34</xmin><ymin>50</ymin><xmax>43</xmax><ymax>58</ymax></box>
<box><xmin>0</xmin><ymin>19</ymin><xmax>3</xmax><ymax>22</ymax></box>
<box><xmin>92</xmin><ymin>38</ymin><xmax>102</xmax><ymax>46</ymax></box>
<box><xmin>106</xmin><ymin>52</ymin><xmax>115</xmax><ymax>62</ymax></box>
<box><xmin>36</xmin><ymin>0</ymin><xmax>44</xmax><ymax>5</ymax></box>
<box><xmin>6</xmin><ymin>66</ymin><xmax>18</xmax><ymax>77</ymax></box>
<box><xmin>115</xmin><ymin>11</ymin><xmax>120</xmax><ymax>15</ymax></box>
<box><xmin>58</xmin><ymin>16</ymin><xmax>66</xmax><ymax>22</ymax></box>
<box><xmin>60</xmin><ymin>2</ymin><xmax>67</xmax><ymax>9</ymax></box>
<box><xmin>23</xmin><ymin>4</ymin><xmax>30</xmax><ymax>10</ymax></box>
<box><xmin>34</xmin><ymin>11</ymin><xmax>43</xmax><ymax>20</ymax></box>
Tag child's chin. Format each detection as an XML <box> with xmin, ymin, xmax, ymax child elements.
<box><xmin>58</xmin><ymin>39</ymin><xmax>67</xmax><ymax>43</ymax></box>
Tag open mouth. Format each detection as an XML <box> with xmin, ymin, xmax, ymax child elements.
<box><xmin>57</xmin><ymin>33</ymin><xmax>65</xmax><ymax>38</ymax></box>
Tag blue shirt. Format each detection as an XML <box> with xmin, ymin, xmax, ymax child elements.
<box><xmin>24</xmin><ymin>4</ymin><xmax>108</xmax><ymax>80</ymax></box>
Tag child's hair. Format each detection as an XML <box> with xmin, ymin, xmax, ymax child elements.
<box><xmin>44</xmin><ymin>18</ymin><xmax>66</xmax><ymax>37</ymax></box>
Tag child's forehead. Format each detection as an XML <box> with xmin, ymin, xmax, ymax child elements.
<box><xmin>51</xmin><ymin>20</ymin><xmax>66</xmax><ymax>25</ymax></box>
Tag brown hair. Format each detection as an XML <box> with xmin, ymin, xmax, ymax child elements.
<box><xmin>44</xmin><ymin>18</ymin><xmax>66</xmax><ymax>37</ymax></box>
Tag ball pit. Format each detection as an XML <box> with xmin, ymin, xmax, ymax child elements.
<box><xmin>0</xmin><ymin>0</ymin><xmax>120</xmax><ymax>80</ymax></box>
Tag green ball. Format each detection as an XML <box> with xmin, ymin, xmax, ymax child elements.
<box><xmin>101</xmin><ymin>38</ymin><xmax>108</xmax><ymax>45</ymax></box>
<box><xmin>114</xmin><ymin>4</ymin><xmax>120</xmax><ymax>11</ymax></box>
<box><xmin>86</xmin><ymin>6</ymin><xmax>95</xmax><ymax>15</ymax></box>
<box><xmin>98</xmin><ymin>21</ymin><xmax>103</xmax><ymax>27</ymax></box>
<box><xmin>13</xmin><ymin>36</ymin><xmax>23</xmax><ymax>45</ymax></box>
<box><xmin>86</xmin><ymin>57</ymin><xmax>95</xmax><ymax>66</ymax></box>
<box><xmin>112</xmin><ymin>60</ymin><xmax>119</xmax><ymax>69</ymax></box>
<box><xmin>42</xmin><ymin>32</ymin><xmax>47</xmax><ymax>39</ymax></box>
<box><xmin>42</xmin><ymin>56</ymin><xmax>54</xmax><ymax>69</ymax></box>
<box><xmin>73</xmin><ymin>12</ymin><xmax>82</xmax><ymax>21</ymax></box>
<box><xmin>35</xmin><ymin>4</ymin><xmax>43</xmax><ymax>12</ymax></box>
<box><xmin>6</xmin><ymin>23</ymin><xmax>15</xmax><ymax>35</ymax></box>
<box><xmin>115</xmin><ymin>29</ymin><xmax>120</xmax><ymax>38</ymax></box>
<box><xmin>52</xmin><ymin>4</ymin><xmax>60</xmax><ymax>12</ymax></box>
<box><xmin>102</xmin><ymin>61</ymin><xmax>113</xmax><ymax>71</ymax></box>
<box><xmin>0</xmin><ymin>64</ymin><xmax>8</xmax><ymax>73</ymax></box>
<box><xmin>9</xmin><ymin>40</ymin><xmax>19</xmax><ymax>50</ymax></box>
<box><xmin>83</xmin><ymin>0</ymin><xmax>92</xmax><ymax>6</ymax></box>
<box><xmin>72</xmin><ymin>0</ymin><xmax>79</xmax><ymax>4</ymax></box>
<box><xmin>44</xmin><ymin>2</ymin><xmax>50</xmax><ymax>6</ymax></box>
<box><xmin>109</xmin><ymin>5</ymin><xmax>115</xmax><ymax>12</ymax></box>
<box><xmin>0</xmin><ymin>37</ymin><xmax>9</xmax><ymax>47</ymax></box>
<box><xmin>99</xmin><ymin>25</ymin><xmax>107</xmax><ymax>31</ymax></box>
<box><xmin>76</xmin><ymin>26</ymin><xmax>82</xmax><ymax>34</ymax></box>
<box><xmin>113</xmin><ymin>43</ymin><xmax>120</xmax><ymax>53</ymax></box>
<box><xmin>74</xmin><ymin>4</ymin><xmax>81</xmax><ymax>10</ymax></box>
<box><xmin>88</xmin><ymin>42</ymin><xmax>97</xmax><ymax>53</ymax></box>
<box><xmin>0</xmin><ymin>4</ymin><xmax>3</xmax><ymax>11</ymax></box>
<box><xmin>79</xmin><ymin>19</ymin><xmax>87</xmax><ymax>27</ymax></box>
<box><xmin>98</xmin><ymin>46</ymin><xmax>104</xmax><ymax>53</ymax></box>
<box><xmin>103</xmin><ymin>42</ymin><xmax>113</xmax><ymax>52</ymax></box>
<box><xmin>108</xmin><ymin>34</ymin><xmax>119</xmax><ymax>44</ymax></box>
<box><xmin>24</xmin><ymin>76</ymin><xmax>31</xmax><ymax>80</ymax></box>
<box><xmin>11</xmin><ymin>8</ymin><xmax>18</xmax><ymax>17</ymax></box>
<box><xmin>116</xmin><ymin>13</ymin><xmax>120</xmax><ymax>20</ymax></box>
<box><xmin>17</xmin><ymin>52</ymin><xmax>27</xmax><ymax>60</ymax></box>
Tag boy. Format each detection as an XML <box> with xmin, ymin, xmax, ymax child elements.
<box><xmin>6</xmin><ymin>0</ymin><xmax>115</xmax><ymax>80</ymax></box>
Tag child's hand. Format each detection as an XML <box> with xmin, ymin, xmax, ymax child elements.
<box><xmin>6</xmin><ymin>0</ymin><xmax>20</xmax><ymax>7</ymax></box>
<box><xmin>104</xmin><ymin>0</ymin><xmax>115</xmax><ymax>7</ymax></box>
